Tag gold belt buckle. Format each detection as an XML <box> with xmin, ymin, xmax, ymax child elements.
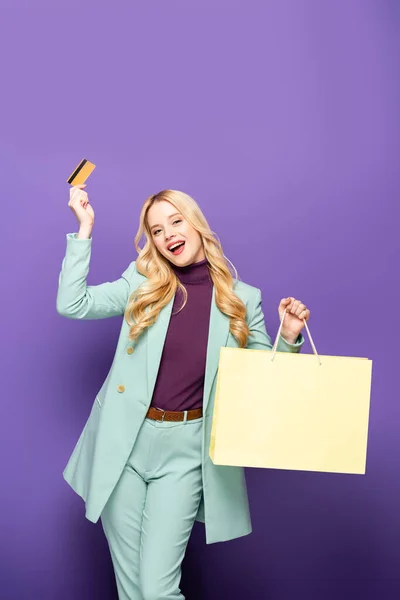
<box><xmin>154</xmin><ymin>407</ymin><xmax>166</xmax><ymax>422</ymax></box>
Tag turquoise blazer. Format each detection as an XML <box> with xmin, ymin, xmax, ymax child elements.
<box><xmin>57</xmin><ymin>233</ymin><xmax>304</xmax><ymax>544</ymax></box>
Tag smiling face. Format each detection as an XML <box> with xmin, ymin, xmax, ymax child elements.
<box><xmin>147</xmin><ymin>200</ymin><xmax>205</xmax><ymax>266</ymax></box>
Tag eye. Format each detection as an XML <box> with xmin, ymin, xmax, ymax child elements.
<box><xmin>152</xmin><ymin>219</ymin><xmax>182</xmax><ymax>236</ymax></box>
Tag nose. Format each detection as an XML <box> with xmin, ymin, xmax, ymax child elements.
<box><xmin>164</xmin><ymin>229</ymin><xmax>176</xmax><ymax>241</ymax></box>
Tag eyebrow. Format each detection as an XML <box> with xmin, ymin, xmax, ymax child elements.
<box><xmin>150</xmin><ymin>212</ymin><xmax>182</xmax><ymax>230</ymax></box>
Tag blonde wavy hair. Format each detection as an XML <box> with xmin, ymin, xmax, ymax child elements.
<box><xmin>124</xmin><ymin>190</ymin><xmax>252</xmax><ymax>349</ymax></box>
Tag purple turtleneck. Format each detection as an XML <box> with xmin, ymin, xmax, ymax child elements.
<box><xmin>150</xmin><ymin>257</ymin><xmax>213</xmax><ymax>412</ymax></box>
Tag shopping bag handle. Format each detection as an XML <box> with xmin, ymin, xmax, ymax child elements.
<box><xmin>271</xmin><ymin>308</ymin><xmax>322</xmax><ymax>365</ymax></box>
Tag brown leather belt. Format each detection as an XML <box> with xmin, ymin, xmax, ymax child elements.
<box><xmin>146</xmin><ymin>406</ymin><xmax>203</xmax><ymax>422</ymax></box>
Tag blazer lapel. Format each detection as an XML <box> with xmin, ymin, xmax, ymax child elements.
<box><xmin>146</xmin><ymin>294</ymin><xmax>175</xmax><ymax>405</ymax></box>
<box><xmin>145</xmin><ymin>285</ymin><xmax>230</xmax><ymax>414</ymax></box>
<box><xmin>203</xmin><ymin>285</ymin><xmax>230</xmax><ymax>415</ymax></box>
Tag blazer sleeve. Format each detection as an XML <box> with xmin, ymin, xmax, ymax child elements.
<box><xmin>245</xmin><ymin>287</ymin><xmax>305</xmax><ymax>353</ymax></box>
<box><xmin>56</xmin><ymin>232</ymin><xmax>136</xmax><ymax>319</ymax></box>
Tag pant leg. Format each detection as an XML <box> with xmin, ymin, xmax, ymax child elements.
<box><xmin>138</xmin><ymin>416</ymin><xmax>203</xmax><ymax>600</ymax></box>
<box><xmin>100</xmin><ymin>414</ymin><xmax>203</xmax><ymax>600</ymax></box>
<box><xmin>100</xmin><ymin>418</ymin><xmax>159</xmax><ymax>600</ymax></box>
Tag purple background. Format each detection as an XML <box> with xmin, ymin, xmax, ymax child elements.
<box><xmin>0</xmin><ymin>1</ymin><xmax>399</xmax><ymax>598</ymax></box>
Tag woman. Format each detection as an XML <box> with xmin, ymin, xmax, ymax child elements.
<box><xmin>57</xmin><ymin>185</ymin><xmax>310</xmax><ymax>600</ymax></box>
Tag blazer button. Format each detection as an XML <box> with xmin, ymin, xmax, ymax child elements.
<box><xmin>117</xmin><ymin>384</ymin><xmax>125</xmax><ymax>393</ymax></box>
<box><xmin>126</xmin><ymin>347</ymin><xmax>133</xmax><ymax>355</ymax></box>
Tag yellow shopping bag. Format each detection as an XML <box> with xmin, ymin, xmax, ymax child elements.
<box><xmin>209</xmin><ymin>310</ymin><xmax>373</xmax><ymax>474</ymax></box>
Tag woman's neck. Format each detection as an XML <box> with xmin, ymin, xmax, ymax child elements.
<box><xmin>171</xmin><ymin>257</ymin><xmax>211</xmax><ymax>284</ymax></box>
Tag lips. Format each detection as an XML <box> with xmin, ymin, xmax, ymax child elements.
<box><xmin>167</xmin><ymin>240</ymin><xmax>185</xmax><ymax>252</ymax></box>
<box><xmin>168</xmin><ymin>241</ymin><xmax>186</xmax><ymax>255</ymax></box>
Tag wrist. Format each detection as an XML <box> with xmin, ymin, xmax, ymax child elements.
<box><xmin>77</xmin><ymin>225</ymin><xmax>93</xmax><ymax>239</ymax></box>
<box><xmin>280</xmin><ymin>330</ymin><xmax>297</xmax><ymax>344</ymax></box>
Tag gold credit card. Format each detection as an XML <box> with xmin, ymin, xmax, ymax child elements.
<box><xmin>66</xmin><ymin>158</ymin><xmax>96</xmax><ymax>185</ymax></box>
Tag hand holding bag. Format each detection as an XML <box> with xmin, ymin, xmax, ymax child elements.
<box><xmin>209</xmin><ymin>309</ymin><xmax>373</xmax><ymax>474</ymax></box>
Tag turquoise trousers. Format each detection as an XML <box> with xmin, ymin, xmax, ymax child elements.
<box><xmin>100</xmin><ymin>413</ymin><xmax>204</xmax><ymax>600</ymax></box>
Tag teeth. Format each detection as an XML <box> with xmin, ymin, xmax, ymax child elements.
<box><xmin>169</xmin><ymin>242</ymin><xmax>184</xmax><ymax>251</ymax></box>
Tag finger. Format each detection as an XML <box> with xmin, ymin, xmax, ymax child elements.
<box><xmin>69</xmin><ymin>184</ymin><xmax>86</xmax><ymax>196</ymax></box>
<box><xmin>289</xmin><ymin>299</ymin><xmax>301</xmax><ymax>313</ymax></box>
<box><xmin>73</xmin><ymin>190</ymin><xmax>88</xmax><ymax>202</ymax></box>
<box><xmin>295</xmin><ymin>303</ymin><xmax>306</xmax><ymax>317</ymax></box>
<box><xmin>70</xmin><ymin>187</ymin><xmax>84</xmax><ymax>199</ymax></box>
<box><xmin>281</xmin><ymin>297</ymin><xmax>292</xmax><ymax>307</ymax></box>
<box><xmin>285</xmin><ymin>297</ymin><xmax>296</xmax><ymax>311</ymax></box>
<box><xmin>69</xmin><ymin>190</ymin><xmax>88</xmax><ymax>207</ymax></box>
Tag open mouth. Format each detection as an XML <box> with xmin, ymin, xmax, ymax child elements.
<box><xmin>169</xmin><ymin>241</ymin><xmax>185</xmax><ymax>255</ymax></box>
